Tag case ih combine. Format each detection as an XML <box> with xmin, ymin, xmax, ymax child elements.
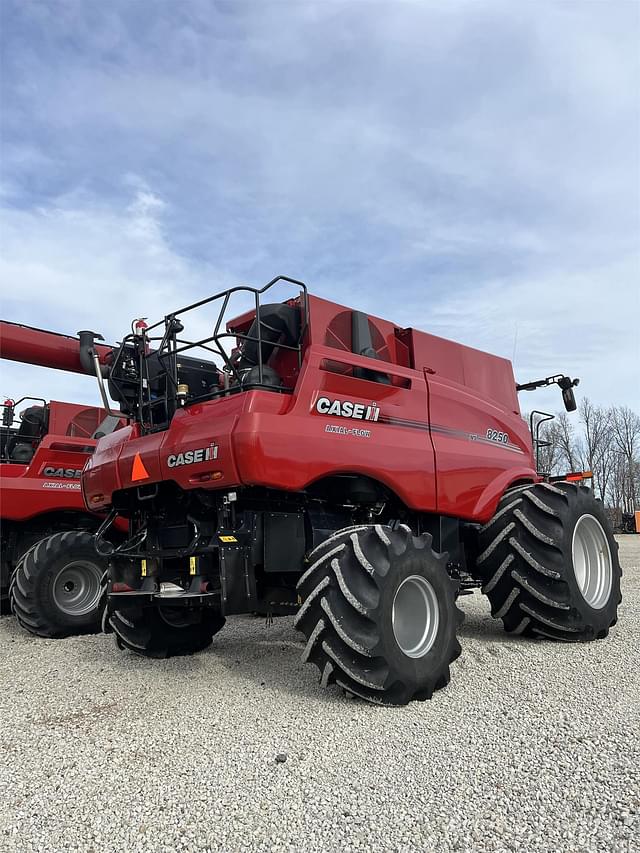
<box><xmin>66</xmin><ymin>276</ymin><xmax>619</xmax><ymax>705</ymax></box>
<box><xmin>0</xmin><ymin>321</ymin><xmax>121</xmax><ymax>636</ymax></box>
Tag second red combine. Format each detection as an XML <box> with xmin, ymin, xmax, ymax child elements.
<box><xmin>0</xmin><ymin>322</ymin><xmax>123</xmax><ymax>636</ymax></box>
<box><xmin>81</xmin><ymin>277</ymin><xmax>621</xmax><ymax>705</ymax></box>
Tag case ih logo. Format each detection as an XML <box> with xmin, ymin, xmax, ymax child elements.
<box><xmin>315</xmin><ymin>397</ymin><xmax>380</xmax><ymax>422</ymax></box>
<box><xmin>167</xmin><ymin>443</ymin><xmax>219</xmax><ymax>468</ymax></box>
<box><xmin>42</xmin><ymin>466</ymin><xmax>83</xmax><ymax>479</ymax></box>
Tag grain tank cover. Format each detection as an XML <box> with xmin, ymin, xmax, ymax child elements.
<box><xmin>406</xmin><ymin>328</ymin><xmax>520</xmax><ymax>414</ymax></box>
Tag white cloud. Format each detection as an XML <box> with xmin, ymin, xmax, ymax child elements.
<box><xmin>406</xmin><ymin>256</ymin><xmax>640</xmax><ymax>412</ymax></box>
<box><xmin>2</xmin><ymin>183</ymin><xmax>636</xmax><ymax>417</ymax></box>
<box><xmin>0</xmin><ymin>184</ymin><xmax>222</xmax><ymax>405</ymax></box>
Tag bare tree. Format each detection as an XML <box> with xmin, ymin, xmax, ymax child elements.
<box><xmin>554</xmin><ymin>412</ymin><xmax>578</xmax><ymax>471</ymax></box>
<box><xmin>578</xmin><ymin>398</ymin><xmax>612</xmax><ymax>501</ymax></box>
<box><xmin>597</xmin><ymin>439</ymin><xmax>617</xmax><ymax>508</ymax></box>
<box><xmin>537</xmin><ymin>419</ymin><xmax>562</xmax><ymax>474</ymax></box>
<box><xmin>611</xmin><ymin>407</ymin><xmax>640</xmax><ymax>513</ymax></box>
<box><xmin>521</xmin><ymin>404</ymin><xmax>638</xmax><ymax>514</ymax></box>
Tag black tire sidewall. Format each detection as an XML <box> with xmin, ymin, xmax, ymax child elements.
<box><xmin>557</xmin><ymin>486</ymin><xmax>620</xmax><ymax>629</ymax></box>
<box><xmin>376</xmin><ymin>544</ymin><xmax>458</xmax><ymax>691</ymax></box>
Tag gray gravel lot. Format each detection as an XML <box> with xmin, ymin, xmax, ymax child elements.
<box><xmin>1</xmin><ymin>536</ymin><xmax>639</xmax><ymax>853</ymax></box>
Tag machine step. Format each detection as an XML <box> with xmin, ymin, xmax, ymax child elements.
<box><xmin>109</xmin><ymin>588</ymin><xmax>220</xmax><ymax>608</ymax></box>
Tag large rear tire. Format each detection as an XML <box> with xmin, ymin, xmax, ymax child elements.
<box><xmin>108</xmin><ymin>603</ymin><xmax>225</xmax><ymax>659</ymax></box>
<box><xmin>477</xmin><ymin>482</ymin><xmax>621</xmax><ymax>641</ymax></box>
<box><xmin>295</xmin><ymin>524</ymin><xmax>463</xmax><ymax>705</ymax></box>
<box><xmin>10</xmin><ymin>531</ymin><xmax>106</xmax><ymax>638</ymax></box>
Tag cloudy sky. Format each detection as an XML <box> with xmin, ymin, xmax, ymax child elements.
<box><xmin>1</xmin><ymin>0</ymin><xmax>639</xmax><ymax>414</ymax></box>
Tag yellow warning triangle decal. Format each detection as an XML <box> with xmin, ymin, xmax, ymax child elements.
<box><xmin>131</xmin><ymin>453</ymin><xmax>150</xmax><ymax>482</ymax></box>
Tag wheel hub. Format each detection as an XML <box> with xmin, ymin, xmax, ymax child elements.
<box><xmin>392</xmin><ymin>575</ymin><xmax>440</xmax><ymax>658</ymax></box>
<box><xmin>571</xmin><ymin>514</ymin><xmax>613</xmax><ymax>610</ymax></box>
<box><xmin>52</xmin><ymin>561</ymin><xmax>103</xmax><ymax>617</ymax></box>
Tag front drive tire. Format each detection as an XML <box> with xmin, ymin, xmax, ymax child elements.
<box><xmin>477</xmin><ymin>482</ymin><xmax>621</xmax><ymax>641</ymax></box>
<box><xmin>295</xmin><ymin>524</ymin><xmax>464</xmax><ymax>706</ymax></box>
<box><xmin>10</xmin><ymin>531</ymin><xmax>106</xmax><ymax>638</ymax></box>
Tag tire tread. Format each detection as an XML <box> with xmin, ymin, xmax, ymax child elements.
<box><xmin>296</xmin><ymin>525</ymin><xmax>463</xmax><ymax>705</ymax></box>
<box><xmin>10</xmin><ymin>531</ymin><xmax>105</xmax><ymax>639</ymax></box>
<box><xmin>477</xmin><ymin>482</ymin><xmax>621</xmax><ymax>642</ymax></box>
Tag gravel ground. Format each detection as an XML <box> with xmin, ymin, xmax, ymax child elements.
<box><xmin>1</xmin><ymin>537</ymin><xmax>639</xmax><ymax>853</ymax></box>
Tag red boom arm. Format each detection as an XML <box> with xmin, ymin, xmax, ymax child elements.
<box><xmin>0</xmin><ymin>321</ymin><xmax>112</xmax><ymax>375</ymax></box>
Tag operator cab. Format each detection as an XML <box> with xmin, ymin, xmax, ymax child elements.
<box><xmin>1</xmin><ymin>399</ymin><xmax>48</xmax><ymax>464</ymax></box>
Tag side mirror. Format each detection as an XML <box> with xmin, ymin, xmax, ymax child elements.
<box><xmin>558</xmin><ymin>376</ymin><xmax>579</xmax><ymax>412</ymax></box>
<box><xmin>562</xmin><ymin>386</ymin><xmax>577</xmax><ymax>412</ymax></box>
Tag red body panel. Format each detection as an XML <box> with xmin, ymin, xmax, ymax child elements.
<box><xmin>1</xmin><ymin>436</ymin><xmax>89</xmax><ymax>521</ymax></box>
<box><xmin>1</xmin><ymin>400</ymin><xmax>125</xmax><ymax>525</ymax></box>
<box><xmin>0</xmin><ymin>317</ymin><xmax>126</xmax><ymax>554</ymax></box>
<box><xmin>84</xmin><ymin>295</ymin><xmax>538</xmax><ymax>523</ymax></box>
<box><xmin>427</xmin><ymin>374</ymin><xmax>534</xmax><ymax>520</ymax></box>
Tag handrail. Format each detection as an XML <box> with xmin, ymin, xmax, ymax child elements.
<box><xmin>107</xmin><ymin>276</ymin><xmax>308</xmax><ymax>432</ymax></box>
<box><xmin>529</xmin><ymin>410</ymin><xmax>555</xmax><ymax>474</ymax></box>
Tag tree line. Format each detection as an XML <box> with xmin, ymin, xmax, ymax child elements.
<box><xmin>530</xmin><ymin>401</ymin><xmax>639</xmax><ymax>520</ymax></box>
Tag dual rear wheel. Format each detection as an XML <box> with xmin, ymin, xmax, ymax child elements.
<box><xmin>476</xmin><ymin>481</ymin><xmax>621</xmax><ymax>641</ymax></box>
<box><xmin>296</xmin><ymin>484</ymin><xmax>621</xmax><ymax>705</ymax></box>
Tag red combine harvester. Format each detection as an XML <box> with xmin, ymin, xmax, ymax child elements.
<box><xmin>0</xmin><ymin>321</ymin><xmax>120</xmax><ymax>636</ymax></box>
<box><xmin>78</xmin><ymin>277</ymin><xmax>620</xmax><ymax>705</ymax></box>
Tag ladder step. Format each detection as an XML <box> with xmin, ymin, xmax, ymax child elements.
<box><xmin>154</xmin><ymin>590</ymin><xmax>220</xmax><ymax>602</ymax></box>
<box><xmin>108</xmin><ymin>590</ymin><xmax>156</xmax><ymax>608</ymax></box>
<box><xmin>108</xmin><ymin>589</ymin><xmax>220</xmax><ymax>607</ymax></box>
<box><xmin>110</xmin><ymin>590</ymin><xmax>156</xmax><ymax>600</ymax></box>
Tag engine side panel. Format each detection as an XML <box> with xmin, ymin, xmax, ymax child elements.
<box><xmin>427</xmin><ymin>374</ymin><xmax>536</xmax><ymax>522</ymax></box>
<box><xmin>232</xmin><ymin>349</ymin><xmax>437</xmax><ymax>510</ymax></box>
